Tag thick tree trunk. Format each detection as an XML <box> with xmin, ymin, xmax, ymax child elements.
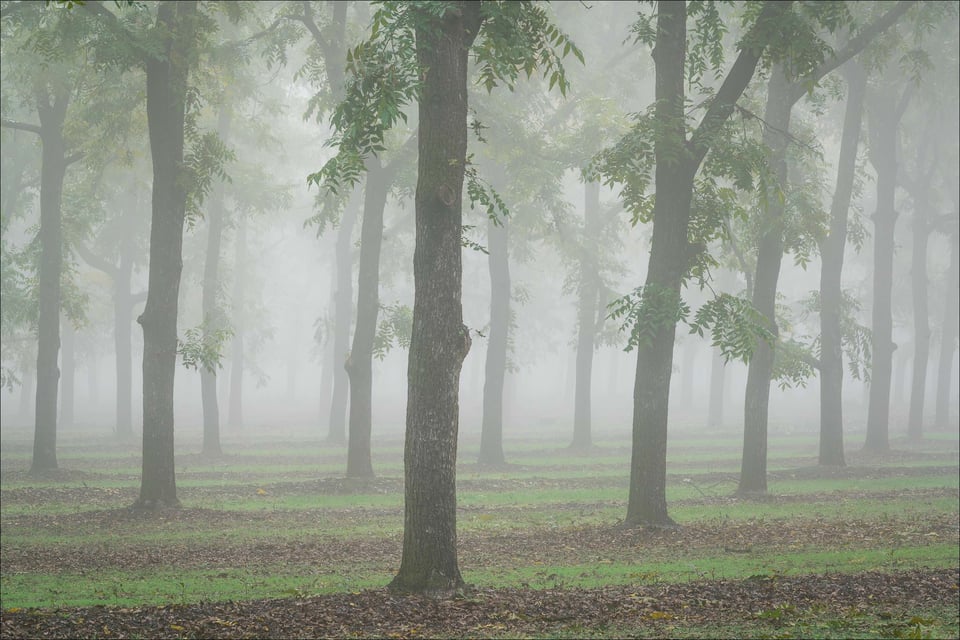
<box><xmin>228</xmin><ymin>216</ymin><xmax>246</xmax><ymax>429</ymax></box>
<box><xmin>31</xmin><ymin>84</ymin><xmax>69</xmax><ymax>475</ymax></box>
<box><xmin>478</xmin><ymin>216</ymin><xmax>510</xmax><ymax>465</ymax></box>
<box><xmin>864</xmin><ymin>85</ymin><xmax>905</xmax><ymax>454</ymax></box>
<box><xmin>818</xmin><ymin>61</ymin><xmax>866</xmax><ymax>466</ymax></box>
<box><xmin>740</xmin><ymin>66</ymin><xmax>792</xmax><ymax>494</ymax></box>
<box><xmin>134</xmin><ymin>1</ymin><xmax>197</xmax><ymax>509</ymax></box>
<box><xmin>200</xmin><ymin>109</ymin><xmax>231</xmax><ymax>457</ymax></box>
<box><xmin>934</xmin><ymin>225</ymin><xmax>958</xmax><ymax>429</ymax></box>
<box><xmin>346</xmin><ymin>162</ymin><xmax>390</xmax><ymax>478</ymax></box>
<box><xmin>327</xmin><ymin>195</ymin><xmax>359</xmax><ymax>444</ymax></box>
<box><xmin>59</xmin><ymin>315</ymin><xmax>75</xmax><ymax>429</ymax></box>
<box><xmin>571</xmin><ymin>180</ymin><xmax>600</xmax><ymax>451</ymax></box>
<box><xmin>389</xmin><ymin>1</ymin><xmax>480</xmax><ymax>595</ymax></box>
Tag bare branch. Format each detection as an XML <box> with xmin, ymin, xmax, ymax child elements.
<box><xmin>0</xmin><ymin>118</ymin><xmax>42</xmax><ymax>136</ymax></box>
<box><xmin>789</xmin><ymin>1</ymin><xmax>917</xmax><ymax>104</ymax></box>
<box><xmin>73</xmin><ymin>240</ymin><xmax>118</xmax><ymax>278</ymax></box>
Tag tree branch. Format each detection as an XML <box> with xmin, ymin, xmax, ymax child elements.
<box><xmin>0</xmin><ymin>119</ymin><xmax>42</xmax><ymax>136</ymax></box>
<box><xmin>789</xmin><ymin>1</ymin><xmax>917</xmax><ymax>104</ymax></box>
<box><xmin>79</xmin><ymin>0</ymin><xmax>150</xmax><ymax>62</ymax></box>
<box><xmin>383</xmin><ymin>129</ymin><xmax>418</xmax><ymax>178</ymax></box>
<box><xmin>73</xmin><ymin>240</ymin><xmax>119</xmax><ymax>278</ymax></box>
<box><xmin>130</xmin><ymin>291</ymin><xmax>148</xmax><ymax>305</ymax></box>
<box><xmin>65</xmin><ymin>151</ymin><xmax>85</xmax><ymax>166</ymax></box>
<box><xmin>688</xmin><ymin>1</ymin><xmax>793</xmax><ymax>168</ymax></box>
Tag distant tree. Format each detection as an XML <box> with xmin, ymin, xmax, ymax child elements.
<box><xmin>739</xmin><ymin>1</ymin><xmax>914</xmax><ymax>490</ymax></box>
<box><xmin>1</xmin><ymin>3</ymin><xmax>95</xmax><ymax>473</ymax></box>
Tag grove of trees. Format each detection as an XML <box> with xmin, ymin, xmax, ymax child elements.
<box><xmin>1</xmin><ymin>0</ymin><xmax>957</xmax><ymax>595</ymax></box>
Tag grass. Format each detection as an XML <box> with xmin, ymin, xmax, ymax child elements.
<box><xmin>1</xmin><ymin>427</ymin><xmax>957</xmax><ymax>625</ymax></box>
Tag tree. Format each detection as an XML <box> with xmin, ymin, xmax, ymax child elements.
<box><xmin>862</xmin><ymin>77</ymin><xmax>912</xmax><ymax>453</ymax></box>
<box><xmin>1</xmin><ymin>3</ymin><xmax>92</xmax><ymax>473</ymax></box>
<box><xmin>816</xmin><ymin>59</ymin><xmax>867</xmax><ymax>466</ymax></box>
<box><xmin>739</xmin><ymin>1</ymin><xmax>914</xmax><ymax>491</ymax></box>
<box><xmin>314</xmin><ymin>0</ymin><xmax>580</xmax><ymax>594</ymax></box>
<box><xmin>597</xmin><ymin>0</ymin><xmax>791</xmax><ymax>525</ymax></box>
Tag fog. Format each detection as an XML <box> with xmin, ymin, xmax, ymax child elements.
<box><xmin>1</xmin><ymin>0</ymin><xmax>958</xmax><ymax>456</ymax></box>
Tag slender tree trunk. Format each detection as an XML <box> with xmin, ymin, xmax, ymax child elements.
<box><xmin>115</xmin><ymin>250</ymin><xmax>136</xmax><ymax>439</ymax></box>
<box><xmin>625</xmin><ymin>2</ymin><xmax>691</xmax><ymax>527</ymax></box>
<box><xmin>934</xmin><ymin>225</ymin><xmax>959</xmax><ymax>429</ymax></box>
<box><xmin>134</xmin><ymin>1</ymin><xmax>198</xmax><ymax>509</ymax></box>
<box><xmin>200</xmin><ymin>109</ymin><xmax>231</xmax><ymax>457</ymax></box>
<box><xmin>571</xmin><ymin>180</ymin><xmax>600</xmax><ymax>451</ymax></box>
<box><xmin>864</xmin><ymin>84</ymin><xmax>906</xmax><ymax>454</ymax></box>
<box><xmin>707</xmin><ymin>348</ymin><xmax>725</xmax><ymax>428</ymax></box>
<box><xmin>818</xmin><ymin>61</ymin><xmax>866</xmax><ymax>466</ymax></box>
<box><xmin>228</xmin><ymin>216</ymin><xmax>246</xmax><ymax>429</ymax></box>
<box><xmin>346</xmin><ymin>162</ymin><xmax>390</xmax><ymax>478</ymax></box>
<box><xmin>679</xmin><ymin>340</ymin><xmax>697</xmax><ymax>408</ymax></box>
<box><xmin>59</xmin><ymin>315</ymin><xmax>75</xmax><ymax>429</ymax></box>
<box><xmin>31</xmin><ymin>83</ymin><xmax>70</xmax><ymax>475</ymax></box>
<box><xmin>478</xmin><ymin>216</ymin><xmax>510</xmax><ymax>465</ymax></box>
<box><xmin>389</xmin><ymin>1</ymin><xmax>481</xmax><ymax>595</ymax></box>
<box><xmin>740</xmin><ymin>66</ymin><xmax>792</xmax><ymax>494</ymax></box>
<box><xmin>906</xmin><ymin>132</ymin><xmax>936</xmax><ymax>441</ymax></box>
<box><xmin>328</xmin><ymin>195</ymin><xmax>359</xmax><ymax>444</ymax></box>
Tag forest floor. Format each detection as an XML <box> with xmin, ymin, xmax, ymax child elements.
<box><xmin>1</xmin><ymin>426</ymin><xmax>958</xmax><ymax>638</ymax></box>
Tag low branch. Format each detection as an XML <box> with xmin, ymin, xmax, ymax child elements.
<box><xmin>1</xmin><ymin>119</ymin><xmax>42</xmax><ymax>136</ymax></box>
<box><xmin>130</xmin><ymin>291</ymin><xmax>148</xmax><ymax>305</ymax></box>
<box><xmin>73</xmin><ymin>240</ymin><xmax>118</xmax><ymax>278</ymax></box>
<box><xmin>65</xmin><ymin>151</ymin><xmax>84</xmax><ymax>166</ymax></box>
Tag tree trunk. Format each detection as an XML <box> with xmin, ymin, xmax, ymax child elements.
<box><xmin>740</xmin><ymin>65</ymin><xmax>792</xmax><ymax>494</ymax></box>
<box><xmin>864</xmin><ymin>84</ymin><xmax>906</xmax><ymax>454</ymax></box>
<box><xmin>625</xmin><ymin>2</ymin><xmax>691</xmax><ymax>527</ymax></box>
<box><xmin>346</xmin><ymin>161</ymin><xmax>390</xmax><ymax>478</ymax></box>
<box><xmin>906</xmin><ymin>128</ymin><xmax>936</xmax><ymax>441</ymax></box>
<box><xmin>389</xmin><ymin>1</ymin><xmax>481</xmax><ymax>595</ymax></box>
<box><xmin>228</xmin><ymin>216</ymin><xmax>246</xmax><ymax>429</ymax></box>
<box><xmin>327</xmin><ymin>194</ymin><xmax>359</xmax><ymax>444</ymax></box>
<box><xmin>571</xmin><ymin>180</ymin><xmax>600</xmax><ymax>451</ymax></box>
<box><xmin>115</xmin><ymin>243</ymin><xmax>136</xmax><ymax>439</ymax></box>
<box><xmin>59</xmin><ymin>315</ymin><xmax>75</xmax><ymax>429</ymax></box>
<box><xmin>478</xmin><ymin>215</ymin><xmax>510</xmax><ymax>465</ymax></box>
<box><xmin>31</xmin><ymin>82</ymin><xmax>70</xmax><ymax>475</ymax></box>
<box><xmin>934</xmin><ymin>224</ymin><xmax>958</xmax><ymax>429</ymax></box>
<box><xmin>707</xmin><ymin>347</ymin><xmax>725</xmax><ymax>428</ymax></box>
<box><xmin>200</xmin><ymin>109</ymin><xmax>231</xmax><ymax>457</ymax></box>
<box><xmin>134</xmin><ymin>1</ymin><xmax>198</xmax><ymax>509</ymax></box>
<box><xmin>818</xmin><ymin>61</ymin><xmax>866</xmax><ymax>466</ymax></box>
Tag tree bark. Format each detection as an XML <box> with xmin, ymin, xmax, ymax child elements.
<box><xmin>478</xmin><ymin>215</ymin><xmax>510</xmax><ymax>465</ymax></box>
<box><xmin>200</xmin><ymin>109</ymin><xmax>231</xmax><ymax>457</ymax></box>
<box><xmin>346</xmin><ymin>161</ymin><xmax>391</xmax><ymax>478</ymax></box>
<box><xmin>389</xmin><ymin>1</ymin><xmax>481</xmax><ymax>595</ymax></box>
<box><xmin>739</xmin><ymin>65</ymin><xmax>792</xmax><ymax>495</ymax></box>
<box><xmin>134</xmin><ymin>0</ymin><xmax>198</xmax><ymax>509</ymax></box>
<box><xmin>934</xmin><ymin>221</ymin><xmax>959</xmax><ymax>429</ymax></box>
<box><xmin>30</xmin><ymin>81</ymin><xmax>70</xmax><ymax>475</ymax></box>
<box><xmin>864</xmin><ymin>83</ymin><xmax>907</xmax><ymax>454</ymax></box>
<box><xmin>571</xmin><ymin>180</ymin><xmax>600</xmax><ymax>451</ymax></box>
<box><xmin>818</xmin><ymin>61</ymin><xmax>866</xmax><ymax>466</ymax></box>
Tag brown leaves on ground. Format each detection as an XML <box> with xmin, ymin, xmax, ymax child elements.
<box><xmin>2</xmin><ymin>568</ymin><xmax>957</xmax><ymax>638</ymax></box>
<box><xmin>2</xmin><ymin>490</ymin><xmax>956</xmax><ymax>574</ymax></box>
